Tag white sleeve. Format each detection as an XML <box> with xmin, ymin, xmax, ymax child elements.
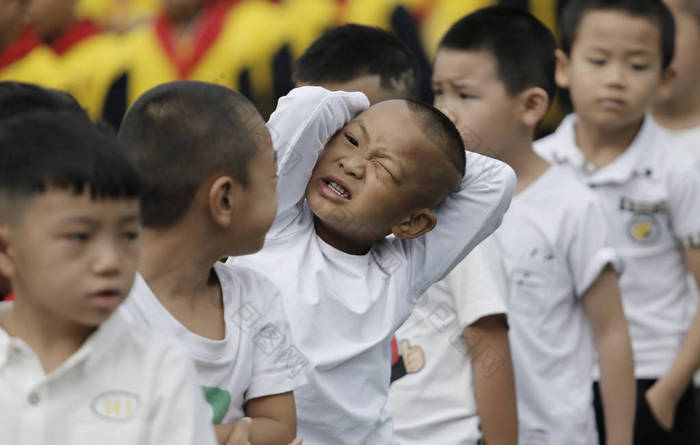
<box><xmin>146</xmin><ymin>344</ymin><xmax>218</xmax><ymax>445</ymax></box>
<box><xmin>446</xmin><ymin>236</ymin><xmax>509</xmax><ymax>329</ymax></box>
<box><xmin>245</xmin><ymin>275</ymin><xmax>307</xmax><ymax>401</ymax></box>
<box><xmin>565</xmin><ymin>195</ymin><xmax>621</xmax><ymax>298</ymax></box>
<box><xmin>267</xmin><ymin>86</ymin><xmax>369</xmax><ymax>233</ymax></box>
<box><xmin>666</xmin><ymin>154</ymin><xmax>700</xmax><ymax>247</ymax></box>
<box><xmin>394</xmin><ymin>151</ymin><xmax>516</xmax><ymax>301</ymax></box>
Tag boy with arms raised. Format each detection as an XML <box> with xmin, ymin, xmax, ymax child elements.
<box><xmin>118</xmin><ymin>81</ymin><xmax>304</xmax><ymax>445</ymax></box>
<box><xmin>537</xmin><ymin>0</ymin><xmax>700</xmax><ymax>443</ymax></box>
<box><xmin>0</xmin><ymin>109</ymin><xmax>218</xmax><ymax>445</ymax></box>
<box><xmin>433</xmin><ymin>7</ymin><xmax>636</xmax><ymax>445</ymax></box>
<box><xmin>292</xmin><ymin>24</ymin><xmax>519</xmax><ymax>445</ymax></box>
<box><xmin>229</xmin><ymin>81</ymin><xmax>515</xmax><ymax>444</ymax></box>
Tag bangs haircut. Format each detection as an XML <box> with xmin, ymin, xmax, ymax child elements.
<box><xmin>293</xmin><ymin>24</ymin><xmax>421</xmax><ymax>99</ymax></box>
<box><xmin>439</xmin><ymin>6</ymin><xmax>557</xmax><ymax>101</ymax></box>
<box><xmin>0</xmin><ymin>81</ymin><xmax>84</xmax><ymax>120</ymax></box>
<box><xmin>0</xmin><ymin>110</ymin><xmax>140</xmax><ymax>220</ymax></box>
<box><xmin>559</xmin><ymin>0</ymin><xmax>676</xmax><ymax>70</ymax></box>
<box><xmin>118</xmin><ymin>81</ymin><xmax>263</xmax><ymax>229</ymax></box>
<box><xmin>405</xmin><ymin>99</ymin><xmax>465</xmax><ymax>207</ymax></box>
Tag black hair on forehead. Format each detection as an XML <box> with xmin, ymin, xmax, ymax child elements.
<box><xmin>439</xmin><ymin>6</ymin><xmax>557</xmax><ymax>101</ymax></box>
<box><xmin>559</xmin><ymin>0</ymin><xmax>676</xmax><ymax>70</ymax></box>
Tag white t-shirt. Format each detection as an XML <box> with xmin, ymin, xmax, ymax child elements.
<box><xmin>386</xmin><ymin>236</ymin><xmax>508</xmax><ymax>445</ymax></box>
<box><xmin>660</xmin><ymin>125</ymin><xmax>700</xmax><ymax>161</ymax></box>
<box><xmin>229</xmin><ymin>86</ymin><xmax>516</xmax><ymax>445</ymax></box>
<box><xmin>119</xmin><ymin>262</ymin><xmax>305</xmax><ymax>424</ymax></box>
<box><xmin>494</xmin><ymin>165</ymin><xmax>620</xmax><ymax>445</ymax></box>
<box><xmin>535</xmin><ymin>114</ymin><xmax>700</xmax><ymax>379</ymax></box>
<box><xmin>0</xmin><ymin>302</ymin><xmax>217</xmax><ymax>445</ymax></box>
<box><xmin>660</xmin><ymin>124</ymin><xmax>700</xmax><ymax>386</ymax></box>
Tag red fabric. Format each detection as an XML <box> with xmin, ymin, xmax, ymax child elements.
<box><xmin>391</xmin><ymin>336</ymin><xmax>399</xmax><ymax>365</ymax></box>
<box><xmin>5</xmin><ymin>293</ymin><xmax>14</xmax><ymax>302</ymax></box>
<box><xmin>0</xmin><ymin>27</ymin><xmax>41</xmax><ymax>70</ymax></box>
<box><xmin>50</xmin><ymin>20</ymin><xmax>102</xmax><ymax>55</ymax></box>
<box><xmin>155</xmin><ymin>0</ymin><xmax>239</xmax><ymax>79</ymax></box>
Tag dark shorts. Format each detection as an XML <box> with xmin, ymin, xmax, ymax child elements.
<box><xmin>593</xmin><ymin>379</ymin><xmax>699</xmax><ymax>445</ymax></box>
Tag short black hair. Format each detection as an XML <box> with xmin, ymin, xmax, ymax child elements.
<box><xmin>293</xmin><ymin>24</ymin><xmax>421</xmax><ymax>99</ymax></box>
<box><xmin>118</xmin><ymin>81</ymin><xmax>265</xmax><ymax>229</ymax></box>
<box><xmin>560</xmin><ymin>0</ymin><xmax>675</xmax><ymax>70</ymax></box>
<box><xmin>439</xmin><ymin>6</ymin><xmax>558</xmax><ymax>102</ymax></box>
<box><xmin>0</xmin><ymin>81</ymin><xmax>84</xmax><ymax>120</ymax></box>
<box><xmin>0</xmin><ymin>110</ymin><xmax>140</xmax><ymax>221</ymax></box>
<box><xmin>405</xmin><ymin>100</ymin><xmax>465</xmax><ymax>206</ymax></box>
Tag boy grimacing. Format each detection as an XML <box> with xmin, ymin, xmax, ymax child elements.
<box><xmin>228</xmin><ymin>83</ymin><xmax>515</xmax><ymax>444</ymax></box>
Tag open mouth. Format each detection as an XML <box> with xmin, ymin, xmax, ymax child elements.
<box><xmin>322</xmin><ymin>178</ymin><xmax>352</xmax><ymax>200</ymax></box>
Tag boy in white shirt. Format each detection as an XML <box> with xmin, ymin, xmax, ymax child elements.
<box><xmin>292</xmin><ymin>25</ymin><xmax>518</xmax><ymax>445</ymax></box>
<box><xmin>537</xmin><ymin>0</ymin><xmax>700</xmax><ymax>443</ymax></box>
<box><xmin>117</xmin><ymin>81</ymin><xmax>304</xmax><ymax>445</ymax></box>
<box><xmin>433</xmin><ymin>7</ymin><xmax>637</xmax><ymax>445</ymax></box>
<box><xmin>228</xmin><ymin>81</ymin><xmax>516</xmax><ymax>443</ymax></box>
<box><xmin>0</xmin><ymin>109</ymin><xmax>217</xmax><ymax>445</ymax></box>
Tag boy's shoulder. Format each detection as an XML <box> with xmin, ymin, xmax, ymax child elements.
<box><xmin>216</xmin><ymin>261</ymin><xmax>282</xmax><ymax>306</ymax></box>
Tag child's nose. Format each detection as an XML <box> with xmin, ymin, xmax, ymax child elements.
<box><xmin>604</xmin><ymin>63</ymin><xmax>627</xmax><ymax>88</ymax></box>
<box><xmin>92</xmin><ymin>243</ymin><xmax>121</xmax><ymax>276</ymax></box>
<box><xmin>340</xmin><ymin>156</ymin><xmax>365</xmax><ymax>179</ymax></box>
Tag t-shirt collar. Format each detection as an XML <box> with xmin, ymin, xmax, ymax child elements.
<box><xmin>549</xmin><ymin>113</ymin><xmax>661</xmax><ymax>184</ymax></box>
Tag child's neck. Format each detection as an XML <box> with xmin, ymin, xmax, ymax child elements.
<box><xmin>574</xmin><ymin>116</ymin><xmax>643</xmax><ymax>169</ymax></box>
<box><xmin>313</xmin><ymin>217</ymin><xmax>375</xmax><ymax>256</ymax></box>
<box><xmin>138</xmin><ymin>227</ymin><xmax>226</xmax><ymax>340</ymax></box>
<box><xmin>499</xmin><ymin>141</ymin><xmax>550</xmax><ymax>195</ymax></box>
<box><xmin>652</xmin><ymin>89</ymin><xmax>700</xmax><ymax>130</ymax></box>
<box><xmin>1</xmin><ymin>297</ymin><xmax>96</xmax><ymax>374</ymax></box>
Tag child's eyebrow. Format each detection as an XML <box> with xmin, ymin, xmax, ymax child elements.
<box><xmin>354</xmin><ymin>119</ymin><xmax>371</xmax><ymax>143</ymax></box>
<box><xmin>119</xmin><ymin>214</ymin><xmax>141</xmax><ymax>224</ymax></box>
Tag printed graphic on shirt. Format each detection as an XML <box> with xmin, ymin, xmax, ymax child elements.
<box><xmin>202</xmin><ymin>386</ymin><xmax>231</xmax><ymax>424</ymax></box>
<box><xmin>627</xmin><ymin>213</ymin><xmax>661</xmax><ymax>244</ymax></box>
<box><xmin>390</xmin><ymin>337</ymin><xmax>424</xmax><ymax>383</ymax></box>
<box><xmin>91</xmin><ymin>391</ymin><xmax>140</xmax><ymax>421</ymax></box>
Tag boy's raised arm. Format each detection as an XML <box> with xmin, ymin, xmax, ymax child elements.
<box><xmin>399</xmin><ymin>152</ymin><xmax>516</xmax><ymax>299</ymax></box>
<box><xmin>266</xmin><ymin>86</ymin><xmax>369</xmax><ymax>223</ymax></box>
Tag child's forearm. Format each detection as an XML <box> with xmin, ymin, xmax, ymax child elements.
<box><xmin>215</xmin><ymin>419</ymin><xmax>295</xmax><ymax>445</ymax></box>
<box><xmin>248</xmin><ymin>417</ymin><xmax>296</xmax><ymax>445</ymax></box>
<box><xmin>654</xmin><ymin>249</ymin><xmax>700</xmax><ymax>401</ymax></box>
<box><xmin>596</xmin><ymin>322</ymin><xmax>635</xmax><ymax>445</ymax></box>
<box><xmin>466</xmin><ymin>315</ymin><xmax>518</xmax><ymax>445</ymax></box>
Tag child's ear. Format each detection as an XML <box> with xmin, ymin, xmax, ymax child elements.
<box><xmin>0</xmin><ymin>223</ymin><xmax>16</xmax><ymax>278</ymax></box>
<box><xmin>518</xmin><ymin>87</ymin><xmax>549</xmax><ymax>128</ymax></box>
<box><xmin>208</xmin><ymin>176</ymin><xmax>238</xmax><ymax>228</ymax></box>
<box><xmin>554</xmin><ymin>49</ymin><xmax>570</xmax><ymax>89</ymax></box>
<box><xmin>391</xmin><ymin>209</ymin><xmax>437</xmax><ymax>240</ymax></box>
<box><xmin>659</xmin><ymin>67</ymin><xmax>676</xmax><ymax>91</ymax></box>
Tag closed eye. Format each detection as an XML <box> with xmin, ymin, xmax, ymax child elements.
<box><xmin>66</xmin><ymin>233</ymin><xmax>90</xmax><ymax>242</ymax></box>
<box><xmin>587</xmin><ymin>58</ymin><xmax>605</xmax><ymax>66</ymax></box>
<box><xmin>344</xmin><ymin>133</ymin><xmax>359</xmax><ymax>147</ymax></box>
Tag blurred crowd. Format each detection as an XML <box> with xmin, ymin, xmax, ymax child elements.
<box><xmin>0</xmin><ymin>0</ymin><xmax>562</xmax><ymax>127</ymax></box>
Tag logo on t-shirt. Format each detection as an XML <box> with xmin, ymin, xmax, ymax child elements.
<box><xmin>390</xmin><ymin>337</ymin><xmax>424</xmax><ymax>383</ymax></box>
<box><xmin>627</xmin><ymin>212</ymin><xmax>661</xmax><ymax>243</ymax></box>
<box><xmin>91</xmin><ymin>391</ymin><xmax>140</xmax><ymax>421</ymax></box>
<box><xmin>202</xmin><ymin>386</ymin><xmax>231</xmax><ymax>424</ymax></box>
